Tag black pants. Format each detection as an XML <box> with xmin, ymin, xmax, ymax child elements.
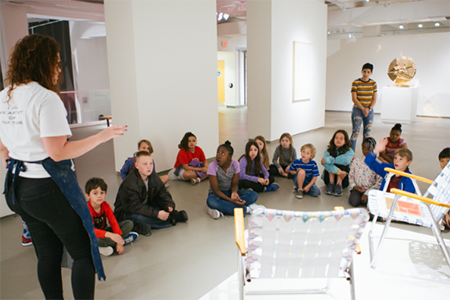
<box><xmin>348</xmin><ymin>189</ymin><xmax>367</xmax><ymax>207</ymax></box>
<box><xmin>239</xmin><ymin>174</ymin><xmax>275</xmax><ymax>193</ymax></box>
<box><xmin>323</xmin><ymin>164</ymin><xmax>350</xmax><ymax>188</ymax></box>
<box><xmin>6</xmin><ymin>177</ymin><xmax>95</xmax><ymax>300</ymax></box>
<box><xmin>269</xmin><ymin>164</ymin><xmax>289</xmax><ymax>177</ymax></box>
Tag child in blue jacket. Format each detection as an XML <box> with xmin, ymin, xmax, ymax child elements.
<box><xmin>365</xmin><ymin>137</ymin><xmax>416</xmax><ymax>193</ymax></box>
<box><xmin>322</xmin><ymin>130</ymin><xmax>354</xmax><ymax>197</ymax></box>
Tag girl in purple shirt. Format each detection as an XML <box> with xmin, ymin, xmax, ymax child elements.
<box><xmin>238</xmin><ymin>140</ymin><xmax>279</xmax><ymax>193</ymax></box>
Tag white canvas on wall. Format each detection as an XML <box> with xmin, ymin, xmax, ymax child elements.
<box><xmin>293</xmin><ymin>41</ymin><xmax>312</xmax><ymax>102</ymax></box>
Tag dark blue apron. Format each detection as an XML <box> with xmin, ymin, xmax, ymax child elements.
<box><xmin>4</xmin><ymin>157</ymin><xmax>106</xmax><ymax>281</ymax></box>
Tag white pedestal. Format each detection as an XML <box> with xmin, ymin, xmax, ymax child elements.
<box><xmin>381</xmin><ymin>86</ymin><xmax>419</xmax><ymax>123</ymax></box>
<box><xmin>381</xmin><ymin>86</ymin><xmax>418</xmax><ymax>123</ymax></box>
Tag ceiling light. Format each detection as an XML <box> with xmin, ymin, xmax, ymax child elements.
<box><xmin>223</xmin><ymin>13</ymin><xmax>229</xmax><ymax>21</ymax></box>
<box><xmin>418</xmin><ymin>24</ymin><xmax>423</xmax><ymax>28</ymax></box>
<box><xmin>399</xmin><ymin>25</ymin><xmax>404</xmax><ymax>29</ymax></box>
<box><xmin>365</xmin><ymin>0</ymin><xmax>369</xmax><ymax>2</ymax></box>
<box><xmin>435</xmin><ymin>22</ymin><xmax>440</xmax><ymax>27</ymax></box>
<box><xmin>218</xmin><ymin>12</ymin><xmax>223</xmax><ymax>21</ymax></box>
<box><xmin>327</xmin><ymin>30</ymin><xmax>331</xmax><ymax>35</ymax></box>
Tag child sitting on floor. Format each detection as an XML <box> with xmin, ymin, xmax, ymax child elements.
<box><xmin>206</xmin><ymin>141</ymin><xmax>261</xmax><ymax>219</ymax></box>
<box><xmin>348</xmin><ymin>137</ymin><xmax>382</xmax><ymax>207</ymax></box>
<box><xmin>114</xmin><ymin>152</ymin><xmax>188</xmax><ymax>236</ymax></box>
<box><xmin>85</xmin><ymin>178</ymin><xmax>138</xmax><ymax>256</ymax></box>
<box><xmin>378</xmin><ymin>123</ymin><xmax>407</xmax><ymax>164</ymax></box>
<box><xmin>322</xmin><ymin>129</ymin><xmax>355</xmax><ymax>197</ymax></box>
<box><xmin>168</xmin><ymin>132</ymin><xmax>209</xmax><ymax>185</ymax></box>
<box><xmin>365</xmin><ymin>137</ymin><xmax>416</xmax><ymax>193</ymax></box>
<box><xmin>439</xmin><ymin>147</ymin><xmax>450</xmax><ymax>228</ymax></box>
<box><xmin>269</xmin><ymin>133</ymin><xmax>297</xmax><ymax>178</ymax></box>
<box><xmin>120</xmin><ymin>139</ymin><xmax>169</xmax><ymax>185</ymax></box>
<box><xmin>238</xmin><ymin>140</ymin><xmax>279</xmax><ymax>193</ymax></box>
<box><xmin>289</xmin><ymin>143</ymin><xmax>320</xmax><ymax>199</ymax></box>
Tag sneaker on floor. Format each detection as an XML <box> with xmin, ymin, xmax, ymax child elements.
<box><xmin>247</xmin><ymin>203</ymin><xmax>266</xmax><ymax>214</ymax></box>
<box><xmin>334</xmin><ymin>184</ymin><xmax>343</xmax><ymax>197</ymax></box>
<box><xmin>264</xmin><ymin>183</ymin><xmax>279</xmax><ymax>192</ymax></box>
<box><xmin>99</xmin><ymin>246</ymin><xmax>114</xmax><ymax>256</ymax></box>
<box><xmin>123</xmin><ymin>232</ymin><xmax>138</xmax><ymax>245</ymax></box>
<box><xmin>133</xmin><ymin>223</ymin><xmax>152</xmax><ymax>237</ymax></box>
<box><xmin>165</xmin><ymin>182</ymin><xmax>170</xmax><ymax>189</ymax></box>
<box><xmin>296</xmin><ymin>189</ymin><xmax>304</xmax><ymax>199</ymax></box>
<box><xmin>22</xmin><ymin>236</ymin><xmax>32</xmax><ymax>247</ymax></box>
<box><xmin>190</xmin><ymin>178</ymin><xmax>201</xmax><ymax>186</ymax></box>
<box><xmin>325</xmin><ymin>182</ymin><xmax>335</xmax><ymax>195</ymax></box>
<box><xmin>170</xmin><ymin>210</ymin><xmax>189</xmax><ymax>225</ymax></box>
<box><xmin>206</xmin><ymin>206</ymin><xmax>221</xmax><ymax>220</ymax></box>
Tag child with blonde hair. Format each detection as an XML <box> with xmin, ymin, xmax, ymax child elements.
<box><xmin>269</xmin><ymin>133</ymin><xmax>297</xmax><ymax>177</ymax></box>
<box><xmin>120</xmin><ymin>139</ymin><xmax>169</xmax><ymax>185</ymax></box>
<box><xmin>289</xmin><ymin>143</ymin><xmax>320</xmax><ymax>198</ymax></box>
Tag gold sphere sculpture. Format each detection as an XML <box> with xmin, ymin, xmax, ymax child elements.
<box><xmin>387</xmin><ymin>56</ymin><xmax>416</xmax><ymax>85</ymax></box>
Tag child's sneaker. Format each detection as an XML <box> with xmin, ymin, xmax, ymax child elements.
<box><xmin>22</xmin><ymin>221</ymin><xmax>32</xmax><ymax>247</ymax></box>
<box><xmin>190</xmin><ymin>178</ymin><xmax>201</xmax><ymax>186</ymax></box>
<box><xmin>99</xmin><ymin>246</ymin><xmax>114</xmax><ymax>256</ymax></box>
<box><xmin>22</xmin><ymin>236</ymin><xmax>32</xmax><ymax>247</ymax></box>
<box><xmin>170</xmin><ymin>210</ymin><xmax>189</xmax><ymax>226</ymax></box>
<box><xmin>247</xmin><ymin>203</ymin><xmax>266</xmax><ymax>214</ymax></box>
<box><xmin>334</xmin><ymin>184</ymin><xmax>343</xmax><ymax>197</ymax></box>
<box><xmin>123</xmin><ymin>232</ymin><xmax>138</xmax><ymax>245</ymax></box>
<box><xmin>264</xmin><ymin>183</ymin><xmax>279</xmax><ymax>192</ymax></box>
<box><xmin>296</xmin><ymin>189</ymin><xmax>304</xmax><ymax>199</ymax></box>
<box><xmin>206</xmin><ymin>206</ymin><xmax>222</xmax><ymax>220</ymax></box>
<box><xmin>325</xmin><ymin>182</ymin><xmax>335</xmax><ymax>195</ymax></box>
<box><xmin>165</xmin><ymin>182</ymin><xmax>170</xmax><ymax>189</ymax></box>
<box><xmin>133</xmin><ymin>223</ymin><xmax>152</xmax><ymax>237</ymax></box>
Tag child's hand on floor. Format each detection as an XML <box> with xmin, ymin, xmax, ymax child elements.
<box><xmin>157</xmin><ymin>210</ymin><xmax>170</xmax><ymax>221</ymax></box>
<box><xmin>105</xmin><ymin>232</ymin><xmax>124</xmax><ymax>246</ymax></box>
<box><xmin>116</xmin><ymin>243</ymin><xmax>124</xmax><ymax>255</ymax></box>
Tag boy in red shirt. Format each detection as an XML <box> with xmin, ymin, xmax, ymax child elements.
<box><xmin>86</xmin><ymin>178</ymin><xmax>138</xmax><ymax>256</ymax></box>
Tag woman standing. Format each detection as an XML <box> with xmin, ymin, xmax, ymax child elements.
<box><xmin>0</xmin><ymin>34</ymin><xmax>126</xmax><ymax>299</ymax></box>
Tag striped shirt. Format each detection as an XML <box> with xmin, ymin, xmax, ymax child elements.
<box><xmin>351</xmin><ymin>78</ymin><xmax>377</xmax><ymax>107</ymax></box>
<box><xmin>289</xmin><ymin>159</ymin><xmax>320</xmax><ymax>178</ymax></box>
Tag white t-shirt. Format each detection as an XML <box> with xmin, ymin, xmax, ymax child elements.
<box><xmin>0</xmin><ymin>82</ymin><xmax>72</xmax><ymax>178</ymax></box>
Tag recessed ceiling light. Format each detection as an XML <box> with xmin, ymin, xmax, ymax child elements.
<box><xmin>218</xmin><ymin>12</ymin><xmax>223</xmax><ymax>21</ymax></box>
<box><xmin>223</xmin><ymin>14</ymin><xmax>229</xmax><ymax>21</ymax></box>
<box><xmin>435</xmin><ymin>22</ymin><xmax>440</xmax><ymax>27</ymax></box>
<box><xmin>399</xmin><ymin>25</ymin><xmax>404</xmax><ymax>29</ymax></box>
<box><xmin>327</xmin><ymin>30</ymin><xmax>331</xmax><ymax>35</ymax></box>
<box><xmin>418</xmin><ymin>24</ymin><xmax>423</xmax><ymax>28</ymax></box>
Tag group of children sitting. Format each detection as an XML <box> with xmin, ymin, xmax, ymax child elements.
<box><xmin>20</xmin><ymin>126</ymin><xmax>450</xmax><ymax>257</ymax></box>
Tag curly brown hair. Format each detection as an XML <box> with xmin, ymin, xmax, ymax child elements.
<box><xmin>5</xmin><ymin>34</ymin><xmax>61</xmax><ymax>101</ymax></box>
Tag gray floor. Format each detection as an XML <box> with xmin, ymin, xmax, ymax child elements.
<box><xmin>1</xmin><ymin>110</ymin><xmax>449</xmax><ymax>299</ymax></box>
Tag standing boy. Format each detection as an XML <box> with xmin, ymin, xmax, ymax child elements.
<box><xmin>289</xmin><ymin>144</ymin><xmax>321</xmax><ymax>199</ymax></box>
<box><xmin>86</xmin><ymin>178</ymin><xmax>138</xmax><ymax>257</ymax></box>
<box><xmin>114</xmin><ymin>151</ymin><xmax>188</xmax><ymax>236</ymax></box>
<box><xmin>439</xmin><ymin>147</ymin><xmax>450</xmax><ymax>228</ymax></box>
<box><xmin>350</xmin><ymin>62</ymin><xmax>377</xmax><ymax>151</ymax></box>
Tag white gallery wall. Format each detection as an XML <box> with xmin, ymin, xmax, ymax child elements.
<box><xmin>247</xmin><ymin>0</ymin><xmax>327</xmax><ymax>142</ymax></box>
<box><xmin>105</xmin><ymin>0</ymin><xmax>219</xmax><ymax>172</ymax></box>
<box><xmin>326</xmin><ymin>32</ymin><xmax>450</xmax><ymax>117</ymax></box>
